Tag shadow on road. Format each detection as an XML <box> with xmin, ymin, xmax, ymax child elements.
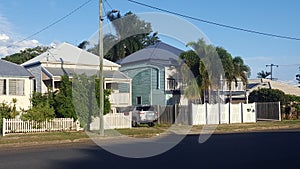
<box><xmin>51</xmin><ymin>131</ymin><xmax>300</xmax><ymax>169</ymax></box>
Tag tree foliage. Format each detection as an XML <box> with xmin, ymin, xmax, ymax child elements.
<box><xmin>21</xmin><ymin>104</ymin><xmax>55</xmax><ymax>123</ymax></box>
<box><xmin>72</xmin><ymin>74</ymin><xmax>111</xmax><ymax>129</ymax></box>
<box><xmin>248</xmin><ymin>88</ymin><xmax>286</xmax><ymax>104</ymax></box>
<box><xmin>88</xmin><ymin>11</ymin><xmax>160</xmax><ymax>62</ymax></box>
<box><xmin>2</xmin><ymin>46</ymin><xmax>48</xmax><ymax>64</ymax></box>
<box><xmin>257</xmin><ymin>70</ymin><xmax>270</xmax><ymax>78</ymax></box>
<box><xmin>0</xmin><ymin>99</ymin><xmax>19</xmax><ymax>132</ymax></box>
<box><xmin>53</xmin><ymin>75</ymin><xmax>77</xmax><ymax>120</ymax></box>
<box><xmin>180</xmin><ymin>39</ymin><xmax>250</xmax><ymax>103</ymax></box>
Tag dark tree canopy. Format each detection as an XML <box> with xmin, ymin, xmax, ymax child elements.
<box><xmin>88</xmin><ymin>11</ymin><xmax>160</xmax><ymax>62</ymax></box>
<box><xmin>257</xmin><ymin>70</ymin><xmax>271</xmax><ymax>78</ymax></box>
<box><xmin>2</xmin><ymin>46</ymin><xmax>48</xmax><ymax>64</ymax></box>
<box><xmin>248</xmin><ymin>88</ymin><xmax>286</xmax><ymax>104</ymax></box>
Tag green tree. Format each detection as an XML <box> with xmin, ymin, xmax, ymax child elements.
<box><xmin>248</xmin><ymin>88</ymin><xmax>286</xmax><ymax>104</ymax></box>
<box><xmin>77</xmin><ymin>41</ymin><xmax>89</xmax><ymax>49</ymax></box>
<box><xmin>22</xmin><ymin>91</ymin><xmax>55</xmax><ymax>123</ymax></box>
<box><xmin>53</xmin><ymin>75</ymin><xmax>77</xmax><ymax>120</ymax></box>
<box><xmin>185</xmin><ymin>39</ymin><xmax>222</xmax><ymax>103</ymax></box>
<box><xmin>0</xmin><ymin>100</ymin><xmax>19</xmax><ymax>132</ymax></box>
<box><xmin>72</xmin><ymin>74</ymin><xmax>111</xmax><ymax>129</ymax></box>
<box><xmin>216</xmin><ymin>47</ymin><xmax>250</xmax><ymax>103</ymax></box>
<box><xmin>21</xmin><ymin>104</ymin><xmax>55</xmax><ymax>123</ymax></box>
<box><xmin>89</xmin><ymin>11</ymin><xmax>160</xmax><ymax>62</ymax></box>
<box><xmin>2</xmin><ymin>46</ymin><xmax>48</xmax><ymax>64</ymax></box>
<box><xmin>233</xmin><ymin>56</ymin><xmax>250</xmax><ymax>90</ymax></box>
<box><xmin>257</xmin><ymin>70</ymin><xmax>270</xmax><ymax>78</ymax></box>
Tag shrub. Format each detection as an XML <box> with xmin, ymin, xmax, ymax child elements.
<box><xmin>21</xmin><ymin>104</ymin><xmax>55</xmax><ymax>123</ymax></box>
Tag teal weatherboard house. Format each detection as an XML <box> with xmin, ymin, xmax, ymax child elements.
<box><xmin>118</xmin><ymin>42</ymin><xmax>185</xmax><ymax>106</ymax></box>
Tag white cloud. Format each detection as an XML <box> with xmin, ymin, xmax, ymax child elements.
<box><xmin>0</xmin><ymin>14</ymin><xmax>41</xmax><ymax>57</ymax></box>
<box><xmin>0</xmin><ymin>38</ymin><xmax>40</xmax><ymax>57</ymax></box>
<box><xmin>0</xmin><ymin>34</ymin><xmax>9</xmax><ymax>41</ymax></box>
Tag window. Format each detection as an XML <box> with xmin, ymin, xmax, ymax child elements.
<box><xmin>136</xmin><ymin>96</ymin><xmax>142</xmax><ymax>105</ymax></box>
<box><xmin>9</xmin><ymin>79</ymin><xmax>24</xmax><ymax>96</ymax></box>
<box><xmin>0</xmin><ymin>79</ymin><xmax>6</xmax><ymax>95</ymax></box>
<box><xmin>166</xmin><ymin>78</ymin><xmax>176</xmax><ymax>91</ymax></box>
<box><xmin>156</xmin><ymin>69</ymin><xmax>160</xmax><ymax>89</ymax></box>
<box><xmin>33</xmin><ymin>79</ymin><xmax>37</xmax><ymax>92</ymax></box>
<box><xmin>106</xmin><ymin>83</ymin><xmax>118</xmax><ymax>90</ymax></box>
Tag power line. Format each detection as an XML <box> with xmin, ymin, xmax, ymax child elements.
<box><xmin>128</xmin><ymin>0</ymin><xmax>300</xmax><ymax>41</ymax></box>
<box><xmin>13</xmin><ymin>0</ymin><xmax>94</xmax><ymax>46</ymax></box>
<box><xmin>104</xmin><ymin>0</ymin><xmax>113</xmax><ymax>10</ymax></box>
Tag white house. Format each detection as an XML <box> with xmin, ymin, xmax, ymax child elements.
<box><xmin>22</xmin><ymin>42</ymin><xmax>132</xmax><ymax>111</ymax></box>
<box><xmin>0</xmin><ymin>59</ymin><xmax>33</xmax><ymax>110</ymax></box>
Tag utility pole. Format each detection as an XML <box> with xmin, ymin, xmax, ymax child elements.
<box><xmin>99</xmin><ymin>0</ymin><xmax>104</xmax><ymax>136</ymax></box>
<box><xmin>266</xmin><ymin>64</ymin><xmax>278</xmax><ymax>80</ymax></box>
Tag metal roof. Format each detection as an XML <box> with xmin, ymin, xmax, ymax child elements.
<box><xmin>117</xmin><ymin>42</ymin><xmax>184</xmax><ymax>66</ymax></box>
<box><xmin>22</xmin><ymin>42</ymin><xmax>120</xmax><ymax>67</ymax></box>
<box><xmin>0</xmin><ymin>59</ymin><xmax>32</xmax><ymax>77</ymax></box>
<box><xmin>44</xmin><ymin>67</ymin><xmax>130</xmax><ymax>80</ymax></box>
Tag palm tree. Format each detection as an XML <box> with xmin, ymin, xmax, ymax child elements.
<box><xmin>183</xmin><ymin>39</ymin><xmax>212</xmax><ymax>103</ymax></box>
<box><xmin>233</xmin><ymin>56</ymin><xmax>250</xmax><ymax>90</ymax></box>
<box><xmin>257</xmin><ymin>70</ymin><xmax>270</xmax><ymax>78</ymax></box>
<box><xmin>217</xmin><ymin>47</ymin><xmax>235</xmax><ymax>103</ymax></box>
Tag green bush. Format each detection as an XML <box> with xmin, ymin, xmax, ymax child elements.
<box><xmin>0</xmin><ymin>100</ymin><xmax>19</xmax><ymax>133</ymax></box>
<box><xmin>248</xmin><ymin>88</ymin><xmax>286</xmax><ymax>104</ymax></box>
<box><xmin>21</xmin><ymin>104</ymin><xmax>55</xmax><ymax>123</ymax></box>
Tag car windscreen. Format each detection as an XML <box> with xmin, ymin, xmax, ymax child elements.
<box><xmin>137</xmin><ymin>106</ymin><xmax>154</xmax><ymax>111</ymax></box>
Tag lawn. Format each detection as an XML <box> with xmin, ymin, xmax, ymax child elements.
<box><xmin>0</xmin><ymin>120</ymin><xmax>300</xmax><ymax>146</ymax></box>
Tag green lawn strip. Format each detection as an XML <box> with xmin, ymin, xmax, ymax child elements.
<box><xmin>0</xmin><ymin>131</ymin><xmax>89</xmax><ymax>145</ymax></box>
<box><xmin>1</xmin><ymin>120</ymin><xmax>300</xmax><ymax>145</ymax></box>
<box><xmin>192</xmin><ymin>120</ymin><xmax>300</xmax><ymax>133</ymax></box>
<box><xmin>116</xmin><ymin>126</ymin><xmax>165</xmax><ymax>137</ymax></box>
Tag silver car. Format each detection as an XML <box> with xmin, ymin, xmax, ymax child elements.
<box><xmin>131</xmin><ymin>105</ymin><xmax>158</xmax><ymax>127</ymax></box>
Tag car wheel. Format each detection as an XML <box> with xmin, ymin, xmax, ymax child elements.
<box><xmin>132</xmin><ymin>120</ymin><xmax>138</xmax><ymax>127</ymax></box>
<box><xmin>148</xmin><ymin>122</ymin><xmax>154</xmax><ymax>127</ymax></box>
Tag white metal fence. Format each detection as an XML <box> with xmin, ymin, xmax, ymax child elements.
<box><xmin>2</xmin><ymin>118</ymin><xmax>79</xmax><ymax>136</ymax></box>
<box><xmin>192</xmin><ymin>103</ymin><xmax>256</xmax><ymax>125</ymax></box>
<box><xmin>89</xmin><ymin>112</ymin><xmax>132</xmax><ymax>130</ymax></box>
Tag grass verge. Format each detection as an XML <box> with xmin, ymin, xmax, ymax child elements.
<box><xmin>0</xmin><ymin>131</ymin><xmax>89</xmax><ymax>145</ymax></box>
<box><xmin>0</xmin><ymin>120</ymin><xmax>299</xmax><ymax>146</ymax></box>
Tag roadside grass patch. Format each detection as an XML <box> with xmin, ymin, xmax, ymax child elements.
<box><xmin>0</xmin><ymin>131</ymin><xmax>88</xmax><ymax>145</ymax></box>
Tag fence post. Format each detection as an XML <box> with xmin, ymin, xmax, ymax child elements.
<box><xmin>241</xmin><ymin>103</ymin><xmax>244</xmax><ymax>123</ymax></box>
<box><xmin>75</xmin><ymin>120</ymin><xmax>80</xmax><ymax>131</ymax></box>
<box><xmin>278</xmin><ymin>101</ymin><xmax>282</xmax><ymax>121</ymax></box>
<box><xmin>2</xmin><ymin>118</ymin><xmax>6</xmax><ymax>136</ymax></box>
<box><xmin>205</xmin><ymin>103</ymin><xmax>208</xmax><ymax>124</ymax></box>
<box><xmin>228</xmin><ymin>103</ymin><xmax>231</xmax><ymax>124</ymax></box>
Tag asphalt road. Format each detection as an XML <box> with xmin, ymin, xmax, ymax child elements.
<box><xmin>0</xmin><ymin>131</ymin><xmax>299</xmax><ymax>169</ymax></box>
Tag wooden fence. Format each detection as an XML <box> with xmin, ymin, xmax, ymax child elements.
<box><xmin>154</xmin><ymin>105</ymin><xmax>190</xmax><ymax>125</ymax></box>
<box><xmin>256</xmin><ymin>102</ymin><xmax>281</xmax><ymax>121</ymax></box>
<box><xmin>2</xmin><ymin>118</ymin><xmax>79</xmax><ymax>136</ymax></box>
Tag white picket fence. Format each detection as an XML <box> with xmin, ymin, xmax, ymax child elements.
<box><xmin>192</xmin><ymin>103</ymin><xmax>256</xmax><ymax>125</ymax></box>
<box><xmin>2</xmin><ymin>118</ymin><xmax>80</xmax><ymax>136</ymax></box>
<box><xmin>89</xmin><ymin>112</ymin><xmax>132</xmax><ymax>130</ymax></box>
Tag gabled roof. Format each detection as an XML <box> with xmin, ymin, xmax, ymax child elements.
<box><xmin>248</xmin><ymin>78</ymin><xmax>300</xmax><ymax>96</ymax></box>
<box><xmin>0</xmin><ymin>59</ymin><xmax>32</xmax><ymax>77</ymax></box>
<box><xmin>22</xmin><ymin>42</ymin><xmax>120</xmax><ymax>67</ymax></box>
<box><xmin>118</xmin><ymin>42</ymin><xmax>184</xmax><ymax>66</ymax></box>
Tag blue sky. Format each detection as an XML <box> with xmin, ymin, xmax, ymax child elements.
<box><xmin>1</xmin><ymin>0</ymin><xmax>300</xmax><ymax>84</ymax></box>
